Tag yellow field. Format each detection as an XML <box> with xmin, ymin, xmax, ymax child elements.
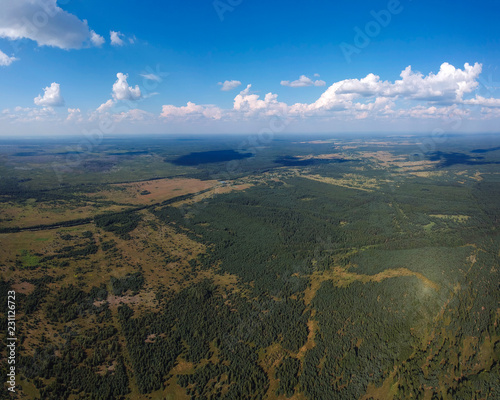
<box><xmin>88</xmin><ymin>177</ymin><xmax>219</xmax><ymax>205</ymax></box>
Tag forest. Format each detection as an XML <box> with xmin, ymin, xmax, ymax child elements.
<box><xmin>0</xmin><ymin>134</ymin><xmax>499</xmax><ymax>399</ymax></box>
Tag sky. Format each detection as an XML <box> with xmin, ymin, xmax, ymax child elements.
<box><xmin>1</xmin><ymin>0</ymin><xmax>500</xmax><ymax>136</ymax></box>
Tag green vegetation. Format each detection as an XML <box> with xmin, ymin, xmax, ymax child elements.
<box><xmin>110</xmin><ymin>272</ymin><xmax>144</xmax><ymax>296</ymax></box>
<box><xmin>0</xmin><ymin>134</ymin><xmax>498</xmax><ymax>399</ymax></box>
<box><xmin>94</xmin><ymin>211</ymin><xmax>142</xmax><ymax>240</ymax></box>
<box><xmin>19</xmin><ymin>250</ymin><xmax>40</xmax><ymax>269</ymax></box>
<box><xmin>276</xmin><ymin>357</ymin><xmax>301</xmax><ymax>397</ymax></box>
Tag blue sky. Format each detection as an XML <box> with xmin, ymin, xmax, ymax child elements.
<box><xmin>1</xmin><ymin>0</ymin><xmax>500</xmax><ymax>135</ymax></box>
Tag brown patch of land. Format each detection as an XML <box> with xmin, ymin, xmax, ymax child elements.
<box><xmin>297</xmin><ymin>140</ymin><xmax>335</xmax><ymax>144</ymax></box>
<box><xmin>410</xmin><ymin>171</ymin><xmax>447</xmax><ymax>178</ymax></box>
<box><xmin>260</xmin><ymin>343</ymin><xmax>287</xmax><ymax>400</ymax></box>
<box><xmin>296</xmin><ymin>315</ymin><xmax>317</xmax><ymax>360</ymax></box>
<box><xmin>295</xmin><ymin>153</ymin><xmax>353</xmax><ymax>161</ymax></box>
<box><xmin>0</xmin><ymin>200</ymin><xmax>128</xmax><ymax>229</ymax></box>
<box><xmin>11</xmin><ymin>281</ymin><xmax>35</xmax><ymax>295</ymax></box>
<box><xmin>172</xmin><ymin>182</ymin><xmax>252</xmax><ymax>210</ymax></box>
<box><xmin>472</xmin><ymin>171</ymin><xmax>483</xmax><ymax>181</ymax></box>
<box><xmin>89</xmin><ymin>177</ymin><xmax>219</xmax><ymax>205</ymax></box>
<box><xmin>361</xmin><ymin>366</ymin><xmax>399</xmax><ymax>400</ymax></box>
<box><xmin>360</xmin><ymin>151</ymin><xmax>404</xmax><ymax>164</ymax></box>
<box><xmin>391</xmin><ymin>160</ymin><xmax>440</xmax><ymax>170</ymax></box>
<box><xmin>304</xmin><ymin>266</ymin><xmax>439</xmax><ymax>306</ymax></box>
<box><xmin>356</xmin><ymin>151</ymin><xmax>440</xmax><ymax>173</ymax></box>
<box><xmin>170</xmin><ymin>358</ymin><xmax>196</xmax><ymax>375</ymax></box>
<box><xmin>162</xmin><ymin>375</ymin><xmax>191</xmax><ymax>400</ymax></box>
<box><xmin>299</xmin><ymin>173</ymin><xmax>380</xmax><ymax>192</ymax></box>
<box><xmin>105</xmin><ymin>291</ymin><xmax>156</xmax><ymax>307</ymax></box>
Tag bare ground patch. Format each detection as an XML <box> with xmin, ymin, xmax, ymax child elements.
<box><xmin>11</xmin><ymin>281</ymin><xmax>35</xmax><ymax>295</ymax></box>
<box><xmin>299</xmin><ymin>173</ymin><xmax>381</xmax><ymax>192</ymax></box>
<box><xmin>304</xmin><ymin>266</ymin><xmax>439</xmax><ymax>306</ymax></box>
<box><xmin>89</xmin><ymin>178</ymin><xmax>219</xmax><ymax>205</ymax></box>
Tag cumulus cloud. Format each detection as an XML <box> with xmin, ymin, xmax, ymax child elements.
<box><xmin>260</xmin><ymin>63</ymin><xmax>489</xmax><ymax>120</ymax></box>
<box><xmin>463</xmin><ymin>95</ymin><xmax>500</xmax><ymax>108</ymax></box>
<box><xmin>0</xmin><ymin>49</ymin><xmax>17</xmax><ymax>66</ymax></box>
<box><xmin>96</xmin><ymin>99</ymin><xmax>114</xmax><ymax>113</ymax></box>
<box><xmin>137</xmin><ymin>63</ymin><xmax>500</xmax><ymax>127</ymax></box>
<box><xmin>34</xmin><ymin>82</ymin><xmax>64</xmax><ymax>107</ymax></box>
<box><xmin>0</xmin><ymin>0</ymin><xmax>102</xmax><ymax>49</ymax></box>
<box><xmin>395</xmin><ymin>105</ymin><xmax>470</xmax><ymax>119</ymax></box>
<box><xmin>161</xmin><ymin>102</ymin><xmax>222</xmax><ymax>120</ymax></box>
<box><xmin>289</xmin><ymin>62</ymin><xmax>483</xmax><ymax>117</ymax></box>
<box><xmin>110</xmin><ymin>31</ymin><xmax>125</xmax><ymax>46</ymax></box>
<box><xmin>66</xmin><ymin>108</ymin><xmax>83</xmax><ymax>122</ymax></box>
<box><xmin>90</xmin><ymin>30</ymin><xmax>105</xmax><ymax>47</ymax></box>
<box><xmin>281</xmin><ymin>75</ymin><xmax>326</xmax><ymax>88</ymax></box>
<box><xmin>233</xmin><ymin>84</ymin><xmax>288</xmax><ymax>116</ymax></box>
<box><xmin>34</xmin><ymin>61</ymin><xmax>500</xmax><ymax>131</ymax></box>
<box><xmin>2</xmin><ymin>106</ymin><xmax>56</xmax><ymax>122</ymax></box>
<box><xmin>218</xmin><ymin>80</ymin><xmax>242</xmax><ymax>91</ymax></box>
<box><xmin>112</xmin><ymin>73</ymin><xmax>141</xmax><ymax>101</ymax></box>
<box><xmin>480</xmin><ymin>107</ymin><xmax>500</xmax><ymax>119</ymax></box>
<box><xmin>332</xmin><ymin>62</ymin><xmax>482</xmax><ymax>102</ymax></box>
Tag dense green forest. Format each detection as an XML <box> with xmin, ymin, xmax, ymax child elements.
<box><xmin>0</xmin><ymin>135</ymin><xmax>499</xmax><ymax>399</ymax></box>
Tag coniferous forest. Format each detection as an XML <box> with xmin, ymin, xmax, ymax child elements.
<box><xmin>0</xmin><ymin>134</ymin><xmax>499</xmax><ymax>399</ymax></box>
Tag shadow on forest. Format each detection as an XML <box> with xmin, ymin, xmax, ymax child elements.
<box><xmin>171</xmin><ymin>150</ymin><xmax>253</xmax><ymax>166</ymax></box>
<box><xmin>470</xmin><ymin>146</ymin><xmax>500</xmax><ymax>154</ymax></box>
<box><xmin>428</xmin><ymin>151</ymin><xmax>500</xmax><ymax>168</ymax></box>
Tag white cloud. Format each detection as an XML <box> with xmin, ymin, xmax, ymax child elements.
<box><xmin>161</xmin><ymin>102</ymin><xmax>222</xmax><ymax>120</ymax></box>
<box><xmin>218</xmin><ymin>80</ymin><xmax>242</xmax><ymax>91</ymax></box>
<box><xmin>112</xmin><ymin>73</ymin><xmax>141</xmax><ymax>101</ymax></box>
<box><xmin>110</xmin><ymin>31</ymin><xmax>125</xmax><ymax>46</ymax></box>
<box><xmin>463</xmin><ymin>95</ymin><xmax>500</xmax><ymax>108</ymax></box>
<box><xmin>233</xmin><ymin>84</ymin><xmax>288</xmax><ymax>116</ymax></box>
<box><xmin>2</xmin><ymin>106</ymin><xmax>56</xmax><ymax>122</ymax></box>
<box><xmin>34</xmin><ymin>83</ymin><xmax>64</xmax><ymax>107</ymax></box>
<box><xmin>480</xmin><ymin>107</ymin><xmax>500</xmax><ymax>119</ymax></box>
<box><xmin>66</xmin><ymin>108</ymin><xmax>83</xmax><ymax>122</ymax></box>
<box><xmin>114</xmin><ymin>109</ymin><xmax>154</xmax><ymax>122</ymax></box>
<box><xmin>395</xmin><ymin>104</ymin><xmax>470</xmax><ymax>119</ymax></box>
<box><xmin>14</xmin><ymin>61</ymin><xmax>500</xmax><ymax>133</ymax></box>
<box><xmin>281</xmin><ymin>75</ymin><xmax>326</xmax><ymax>88</ymax></box>
<box><xmin>90</xmin><ymin>30</ymin><xmax>105</xmax><ymax>47</ymax></box>
<box><xmin>0</xmin><ymin>0</ymin><xmax>101</xmax><ymax>49</ymax></box>
<box><xmin>294</xmin><ymin>62</ymin><xmax>483</xmax><ymax>117</ymax></box>
<box><xmin>0</xmin><ymin>49</ymin><xmax>17</xmax><ymax>66</ymax></box>
<box><xmin>333</xmin><ymin>62</ymin><xmax>482</xmax><ymax>102</ymax></box>
<box><xmin>96</xmin><ymin>99</ymin><xmax>114</xmax><ymax>113</ymax></box>
<box><xmin>132</xmin><ymin>63</ymin><xmax>500</xmax><ymax>128</ymax></box>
